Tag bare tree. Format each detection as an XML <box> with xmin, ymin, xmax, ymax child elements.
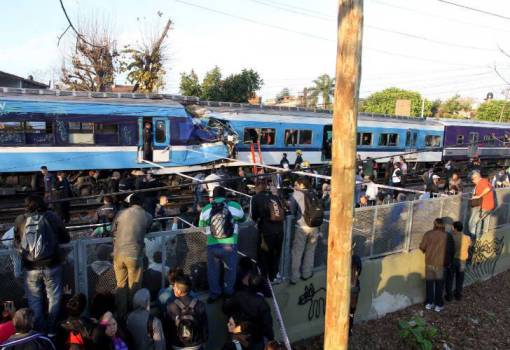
<box><xmin>122</xmin><ymin>17</ymin><xmax>172</xmax><ymax>93</ymax></box>
<box><xmin>60</xmin><ymin>18</ymin><xmax>120</xmax><ymax>92</ymax></box>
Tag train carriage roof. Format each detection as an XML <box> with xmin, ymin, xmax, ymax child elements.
<box><xmin>437</xmin><ymin>118</ymin><xmax>510</xmax><ymax>129</ymax></box>
<box><xmin>203</xmin><ymin>106</ymin><xmax>444</xmax><ymax>130</ymax></box>
<box><xmin>0</xmin><ymin>89</ymin><xmax>188</xmax><ymax>117</ymax></box>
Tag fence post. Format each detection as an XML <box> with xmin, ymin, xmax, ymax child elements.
<box><xmin>281</xmin><ymin>215</ymin><xmax>294</xmax><ymax>279</ymax></box>
<box><xmin>161</xmin><ymin>234</ymin><xmax>167</xmax><ymax>290</ymax></box>
<box><xmin>369</xmin><ymin>206</ymin><xmax>378</xmax><ymax>257</ymax></box>
<box><xmin>405</xmin><ymin>201</ymin><xmax>414</xmax><ymax>252</ymax></box>
<box><xmin>75</xmin><ymin>239</ymin><xmax>88</xmax><ymax>295</ymax></box>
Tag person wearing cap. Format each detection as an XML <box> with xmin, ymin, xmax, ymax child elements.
<box><xmin>111</xmin><ymin>193</ymin><xmax>153</xmax><ymax>319</ymax></box>
<box><xmin>294</xmin><ymin>150</ymin><xmax>303</xmax><ymax>170</ymax></box>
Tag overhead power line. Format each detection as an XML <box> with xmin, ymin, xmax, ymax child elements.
<box><xmin>249</xmin><ymin>0</ymin><xmax>497</xmax><ymax>52</ymax></box>
<box><xmin>370</xmin><ymin>0</ymin><xmax>510</xmax><ymax>33</ymax></box>
<box><xmin>58</xmin><ymin>0</ymin><xmax>107</xmax><ymax>48</ymax></box>
<box><xmin>437</xmin><ymin>0</ymin><xmax>510</xmax><ymax>21</ymax></box>
<box><xmin>366</xmin><ymin>24</ymin><xmax>496</xmax><ymax>52</ymax></box>
<box><xmin>175</xmin><ymin>0</ymin><xmax>482</xmax><ymax>67</ymax></box>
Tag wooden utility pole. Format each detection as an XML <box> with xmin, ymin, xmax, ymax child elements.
<box><xmin>324</xmin><ymin>1</ymin><xmax>363</xmax><ymax>350</ymax></box>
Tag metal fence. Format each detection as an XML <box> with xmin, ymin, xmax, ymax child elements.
<box><xmin>1</xmin><ymin>188</ymin><xmax>509</xmax><ymax>305</ymax></box>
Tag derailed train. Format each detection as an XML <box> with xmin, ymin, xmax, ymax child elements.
<box><xmin>0</xmin><ymin>87</ymin><xmax>509</xmax><ymax>177</ymax></box>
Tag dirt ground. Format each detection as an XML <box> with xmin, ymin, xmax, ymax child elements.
<box><xmin>293</xmin><ymin>269</ymin><xmax>510</xmax><ymax>350</ymax></box>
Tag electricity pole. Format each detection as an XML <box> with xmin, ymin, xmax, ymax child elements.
<box><xmin>324</xmin><ymin>0</ymin><xmax>363</xmax><ymax>349</ymax></box>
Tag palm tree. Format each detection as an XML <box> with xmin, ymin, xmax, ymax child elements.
<box><xmin>308</xmin><ymin>74</ymin><xmax>335</xmax><ymax>109</ymax></box>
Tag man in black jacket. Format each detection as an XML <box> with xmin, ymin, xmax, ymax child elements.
<box><xmin>250</xmin><ymin>180</ymin><xmax>284</xmax><ymax>281</ymax></box>
<box><xmin>14</xmin><ymin>195</ymin><xmax>70</xmax><ymax>337</ymax></box>
<box><xmin>223</xmin><ymin>274</ymin><xmax>274</xmax><ymax>350</ymax></box>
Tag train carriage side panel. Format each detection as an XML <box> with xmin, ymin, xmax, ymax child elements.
<box><xmin>0</xmin><ymin>97</ymin><xmax>228</xmax><ymax>172</ymax></box>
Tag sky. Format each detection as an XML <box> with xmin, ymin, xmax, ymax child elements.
<box><xmin>2</xmin><ymin>0</ymin><xmax>510</xmax><ymax>103</ymax></box>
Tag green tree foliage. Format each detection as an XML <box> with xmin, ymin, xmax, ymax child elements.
<box><xmin>475</xmin><ymin>99</ymin><xmax>510</xmax><ymax>122</ymax></box>
<box><xmin>201</xmin><ymin>66</ymin><xmax>223</xmax><ymax>101</ymax></box>
<box><xmin>179</xmin><ymin>69</ymin><xmax>202</xmax><ymax>97</ymax></box>
<box><xmin>221</xmin><ymin>69</ymin><xmax>263</xmax><ymax>102</ymax></box>
<box><xmin>360</xmin><ymin>87</ymin><xmax>432</xmax><ymax>117</ymax></box>
<box><xmin>438</xmin><ymin>95</ymin><xmax>472</xmax><ymax>119</ymax></box>
<box><xmin>178</xmin><ymin>67</ymin><xmax>263</xmax><ymax>102</ymax></box>
<box><xmin>122</xmin><ymin>19</ymin><xmax>172</xmax><ymax>93</ymax></box>
<box><xmin>307</xmin><ymin>74</ymin><xmax>335</xmax><ymax>109</ymax></box>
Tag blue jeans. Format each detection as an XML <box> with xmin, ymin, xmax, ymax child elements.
<box><xmin>468</xmin><ymin>209</ymin><xmax>491</xmax><ymax>239</ymax></box>
<box><xmin>207</xmin><ymin>244</ymin><xmax>237</xmax><ymax>298</ymax></box>
<box><xmin>25</xmin><ymin>265</ymin><xmax>63</xmax><ymax>334</ymax></box>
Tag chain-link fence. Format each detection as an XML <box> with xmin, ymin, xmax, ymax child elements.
<box><xmin>1</xmin><ymin>188</ymin><xmax>510</xmax><ymax>300</ymax></box>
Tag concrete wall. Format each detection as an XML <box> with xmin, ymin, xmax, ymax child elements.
<box><xmin>265</xmin><ymin>226</ymin><xmax>510</xmax><ymax>345</ymax></box>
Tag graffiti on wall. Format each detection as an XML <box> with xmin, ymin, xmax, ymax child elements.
<box><xmin>465</xmin><ymin>236</ymin><xmax>505</xmax><ymax>284</ymax></box>
<box><xmin>298</xmin><ymin>283</ymin><xmax>326</xmax><ymax>321</ymax></box>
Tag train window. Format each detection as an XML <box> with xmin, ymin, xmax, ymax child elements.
<box><xmin>378</xmin><ymin>133</ymin><xmax>399</xmax><ymax>147</ymax></box>
<box><xmin>243</xmin><ymin>128</ymin><xmax>275</xmax><ymax>144</ymax></box>
<box><xmin>298</xmin><ymin>130</ymin><xmax>312</xmax><ymax>144</ymax></box>
<box><xmin>357</xmin><ymin>132</ymin><xmax>372</xmax><ymax>146</ymax></box>
<box><xmin>261</xmin><ymin>128</ymin><xmax>275</xmax><ymax>144</ymax></box>
<box><xmin>456</xmin><ymin>135</ymin><xmax>464</xmax><ymax>145</ymax></box>
<box><xmin>155</xmin><ymin>120</ymin><xmax>166</xmax><ymax>143</ymax></box>
<box><xmin>68</xmin><ymin>122</ymin><xmax>93</xmax><ymax>144</ymax></box>
<box><xmin>284</xmin><ymin>129</ymin><xmax>298</xmax><ymax>145</ymax></box>
<box><xmin>425</xmin><ymin>135</ymin><xmax>441</xmax><ymax>147</ymax></box>
<box><xmin>483</xmin><ymin>135</ymin><xmax>495</xmax><ymax>145</ymax></box>
<box><xmin>0</xmin><ymin>122</ymin><xmax>24</xmax><ymax>131</ymax></box>
<box><xmin>69</xmin><ymin>122</ymin><xmax>93</xmax><ymax>132</ymax></box>
<box><xmin>469</xmin><ymin>132</ymin><xmax>479</xmax><ymax>143</ymax></box>
<box><xmin>284</xmin><ymin>129</ymin><xmax>312</xmax><ymax>145</ymax></box>
<box><xmin>95</xmin><ymin>123</ymin><xmax>118</xmax><ymax>134</ymax></box>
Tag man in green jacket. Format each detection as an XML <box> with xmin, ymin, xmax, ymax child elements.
<box><xmin>199</xmin><ymin>187</ymin><xmax>245</xmax><ymax>303</ymax></box>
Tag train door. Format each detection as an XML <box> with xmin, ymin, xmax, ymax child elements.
<box><xmin>405</xmin><ymin>129</ymin><xmax>418</xmax><ymax>152</ymax></box>
<box><xmin>138</xmin><ymin>117</ymin><xmax>171</xmax><ymax>163</ymax></box>
<box><xmin>322</xmin><ymin>125</ymin><xmax>332</xmax><ymax>160</ymax></box>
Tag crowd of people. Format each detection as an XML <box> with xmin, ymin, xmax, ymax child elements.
<box><xmin>1</xmin><ymin>152</ymin><xmax>505</xmax><ymax>349</ymax></box>
<box><xmin>0</xmin><ymin>158</ymin><xmax>339</xmax><ymax>350</ymax></box>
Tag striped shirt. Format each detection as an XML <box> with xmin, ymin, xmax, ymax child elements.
<box><xmin>198</xmin><ymin>197</ymin><xmax>245</xmax><ymax>245</ymax></box>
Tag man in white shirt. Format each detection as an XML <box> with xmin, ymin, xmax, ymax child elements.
<box><xmin>204</xmin><ymin>169</ymin><xmax>221</xmax><ymax>198</ymax></box>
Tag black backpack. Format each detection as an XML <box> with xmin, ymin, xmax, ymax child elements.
<box><xmin>20</xmin><ymin>213</ymin><xmax>58</xmax><ymax>262</ymax></box>
<box><xmin>174</xmin><ymin>299</ymin><xmax>201</xmax><ymax>346</ymax></box>
<box><xmin>303</xmin><ymin>190</ymin><xmax>324</xmax><ymax>227</ymax></box>
<box><xmin>209</xmin><ymin>201</ymin><xmax>234</xmax><ymax>239</ymax></box>
<box><xmin>265</xmin><ymin>194</ymin><xmax>285</xmax><ymax>222</ymax></box>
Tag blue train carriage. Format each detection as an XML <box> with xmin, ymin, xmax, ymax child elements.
<box><xmin>204</xmin><ymin>106</ymin><xmax>444</xmax><ymax>166</ymax></box>
<box><xmin>204</xmin><ymin>108</ymin><xmax>330</xmax><ymax>166</ymax></box>
<box><xmin>0</xmin><ymin>89</ymin><xmax>227</xmax><ymax>173</ymax></box>
<box><xmin>356</xmin><ymin>113</ymin><xmax>444</xmax><ymax>164</ymax></box>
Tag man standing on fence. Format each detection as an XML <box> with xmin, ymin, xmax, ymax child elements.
<box><xmin>289</xmin><ymin>178</ymin><xmax>324</xmax><ymax>284</ymax></box>
<box><xmin>14</xmin><ymin>195</ymin><xmax>70</xmax><ymax>337</ymax></box>
<box><xmin>469</xmin><ymin>171</ymin><xmax>495</xmax><ymax>239</ymax></box>
<box><xmin>199</xmin><ymin>186</ymin><xmax>246</xmax><ymax>303</ymax></box>
<box><xmin>112</xmin><ymin>193</ymin><xmax>153</xmax><ymax>319</ymax></box>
